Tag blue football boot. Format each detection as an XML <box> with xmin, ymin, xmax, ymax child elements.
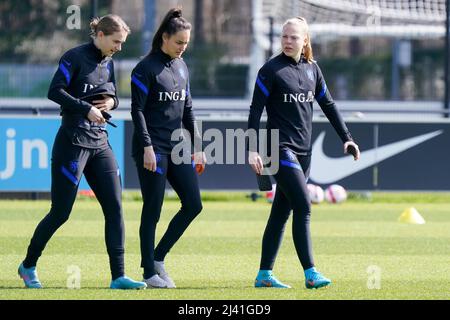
<box><xmin>110</xmin><ymin>276</ymin><xmax>147</xmax><ymax>290</ymax></box>
<box><xmin>18</xmin><ymin>263</ymin><xmax>43</xmax><ymax>289</ymax></box>
<box><xmin>255</xmin><ymin>270</ymin><xmax>291</xmax><ymax>288</ymax></box>
<box><xmin>304</xmin><ymin>267</ymin><xmax>331</xmax><ymax>289</ymax></box>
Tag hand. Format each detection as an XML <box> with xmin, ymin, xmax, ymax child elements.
<box><xmin>192</xmin><ymin>152</ymin><xmax>207</xmax><ymax>175</ymax></box>
<box><xmin>87</xmin><ymin>107</ymin><xmax>105</xmax><ymax>124</ymax></box>
<box><xmin>248</xmin><ymin>151</ymin><xmax>264</xmax><ymax>175</ymax></box>
<box><xmin>143</xmin><ymin>146</ymin><xmax>157</xmax><ymax>172</ymax></box>
<box><xmin>344</xmin><ymin>141</ymin><xmax>360</xmax><ymax>161</ymax></box>
<box><xmin>92</xmin><ymin>95</ymin><xmax>115</xmax><ymax>111</ymax></box>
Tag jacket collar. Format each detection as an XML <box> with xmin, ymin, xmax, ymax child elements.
<box><xmin>281</xmin><ymin>52</ymin><xmax>305</xmax><ymax>65</ymax></box>
<box><xmin>88</xmin><ymin>41</ymin><xmax>110</xmax><ymax>63</ymax></box>
<box><xmin>155</xmin><ymin>48</ymin><xmax>175</xmax><ymax>66</ymax></box>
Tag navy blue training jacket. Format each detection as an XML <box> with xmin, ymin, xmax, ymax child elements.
<box><xmin>48</xmin><ymin>41</ymin><xmax>118</xmax><ymax>117</ymax></box>
<box><xmin>130</xmin><ymin>49</ymin><xmax>201</xmax><ymax>156</ymax></box>
<box><xmin>47</xmin><ymin>41</ymin><xmax>119</xmax><ymax>147</ymax></box>
<box><xmin>248</xmin><ymin>52</ymin><xmax>353</xmax><ymax>155</ymax></box>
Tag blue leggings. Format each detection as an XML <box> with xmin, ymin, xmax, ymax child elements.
<box><xmin>23</xmin><ymin>127</ymin><xmax>125</xmax><ymax>280</ymax></box>
<box><xmin>135</xmin><ymin>153</ymin><xmax>202</xmax><ymax>279</ymax></box>
<box><xmin>259</xmin><ymin>150</ymin><xmax>314</xmax><ymax>271</ymax></box>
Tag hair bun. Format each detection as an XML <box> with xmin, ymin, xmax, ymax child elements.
<box><xmin>89</xmin><ymin>17</ymin><xmax>100</xmax><ymax>34</ymax></box>
<box><xmin>172</xmin><ymin>9</ymin><xmax>182</xmax><ymax>18</ymax></box>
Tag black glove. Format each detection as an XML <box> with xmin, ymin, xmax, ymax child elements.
<box><xmin>256</xmin><ymin>167</ymin><xmax>273</xmax><ymax>191</ymax></box>
<box><xmin>101</xmin><ymin>111</ymin><xmax>117</xmax><ymax>128</ymax></box>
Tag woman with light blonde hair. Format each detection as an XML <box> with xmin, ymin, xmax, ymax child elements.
<box><xmin>248</xmin><ymin>17</ymin><xmax>360</xmax><ymax>289</ymax></box>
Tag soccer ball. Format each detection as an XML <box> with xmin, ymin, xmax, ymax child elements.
<box><xmin>307</xmin><ymin>184</ymin><xmax>324</xmax><ymax>204</ymax></box>
<box><xmin>325</xmin><ymin>184</ymin><xmax>347</xmax><ymax>203</ymax></box>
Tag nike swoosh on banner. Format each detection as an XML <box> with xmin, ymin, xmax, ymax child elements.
<box><xmin>310</xmin><ymin>130</ymin><xmax>443</xmax><ymax>184</ymax></box>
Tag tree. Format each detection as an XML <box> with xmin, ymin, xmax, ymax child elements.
<box><xmin>0</xmin><ymin>0</ymin><xmax>115</xmax><ymax>63</ymax></box>
<box><xmin>0</xmin><ymin>1</ymin><xmax>67</xmax><ymax>61</ymax></box>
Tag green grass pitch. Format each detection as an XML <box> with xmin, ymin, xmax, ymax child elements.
<box><xmin>0</xmin><ymin>192</ymin><xmax>449</xmax><ymax>300</ymax></box>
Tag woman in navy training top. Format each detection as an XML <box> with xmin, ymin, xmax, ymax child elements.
<box><xmin>131</xmin><ymin>8</ymin><xmax>206</xmax><ymax>288</ymax></box>
<box><xmin>248</xmin><ymin>17</ymin><xmax>360</xmax><ymax>289</ymax></box>
<box><xmin>18</xmin><ymin>15</ymin><xmax>146</xmax><ymax>290</ymax></box>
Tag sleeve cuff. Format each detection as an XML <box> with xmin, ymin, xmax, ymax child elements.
<box><xmin>112</xmin><ymin>96</ymin><xmax>119</xmax><ymax>110</ymax></box>
<box><xmin>344</xmin><ymin>132</ymin><xmax>353</xmax><ymax>142</ymax></box>
<box><xmin>79</xmin><ymin>101</ymin><xmax>92</xmax><ymax>117</ymax></box>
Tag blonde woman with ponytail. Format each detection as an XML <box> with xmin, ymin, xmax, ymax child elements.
<box><xmin>248</xmin><ymin>17</ymin><xmax>360</xmax><ymax>289</ymax></box>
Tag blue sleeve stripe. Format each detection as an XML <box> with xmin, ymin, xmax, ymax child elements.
<box><xmin>186</xmin><ymin>82</ymin><xmax>190</xmax><ymax>97</ymax></box>
<box><xmin>256</xmin><ymin>77</ymin><xmax>269</xmax><ymax>97</ymax></box>
<box><xmin>59</xmin><ymin>63</ymin><xmax>71</xmax><ymax>84</ymax></box>
<box><xmin>61</xmin><ymin>166</ymin><xmax>78</xmax><ymax>185</ymax></box>
<box><xmin>316</xmin><ymin>82</ymin><xmax>327</xmax><ymax>100</ymax></box>
<box><xmin>280</xmin><ymin>160</ymin><xmax>302</xmax><ymax>171</ymax></box>
<box><xmin>131</xmin><ymin>75</ymin><xmax>149</xmax><ymax>95</ymax></box>
<box><xmin>107</xmin><ymin>63</ymin><xmax>113</xmax><ymax>79</ymax></box>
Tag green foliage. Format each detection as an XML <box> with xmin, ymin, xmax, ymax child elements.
<box><xmin>184</xmin><ymin>43</ymin><xmax>228</xmax><ymax>97</ymax></box>
<box><xmin>0</xmin><ymin>0</ymin><xmax>117</xmax><ymax>63</ymax></box>
<box><xmin>319</xmin><ymin>41</ymin><xmax>445</xmax><ymax>100</ymax></box>
<box><xmin>115</xmin><ymin>31</ymin><xmax>145</xmax><ymax>60</ymax></box>
<box><xmin>0</xmin><ymin>0</ymin><xmax>75</xmax><ymax>62</ymax></box>
<box><xmin>215</xmin><ymin>64</ymin><xmax>248</xmax><ymax>97</ymax></box>
<box><xmin>319</xmin><ymin>53</ymin><xmax>391</xmax><ymax>100</ymax></box>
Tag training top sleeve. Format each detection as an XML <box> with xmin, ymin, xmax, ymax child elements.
<box><xmin>108</xmin><ymin>60</ymin><xmax>119</xmax><ymax>110</ymax></box>
<box><xmin>314</xmin><ymin>63</ymin><xmax>353</xmax><ymax>143</ymax></box>
<box><xmin>182</xmin><ymin>74</ymin><xmax>203</xmax><ymax>153</ymax></box>
<box><xmin>47</xmin><ymin>50</ymin><xmax>92</xmax><ymax>116</ymax></box>
<box><xmin>130</xmin><ymin>60</ymin><xmax>153</xmax><ymax>148</ymax></box>
<box><xmin>247</xmin><ymin>64</ymin><xmax>274</xmax><ymax>152</ymax></box>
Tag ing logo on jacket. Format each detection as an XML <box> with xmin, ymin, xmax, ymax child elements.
<box><xmin>158</xmin><ymin>90</ymin><xmax>187</xmax><ymax>102</ymax></box>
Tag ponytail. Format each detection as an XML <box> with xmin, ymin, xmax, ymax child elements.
<box><xmin>303</xmin><ymin>34</ymin><xmax>314</xmax><ymax>63</ymax></box>
<box><xmin>90</xmin><ymin>14</ymin><xmax>130</xmax><ymax>37</ymax></box>
<box><xmin>89</xmin><ymin>17</ymin><xmax>101</xmax><ymax>35</ymax></box>
<box><xmin>150</xmin><ymin>7</ymin><xmax>191</xmax><ymax>54</ymax></box>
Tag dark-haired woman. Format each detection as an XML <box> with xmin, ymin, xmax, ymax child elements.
<box><xmin>18</xmin><ymin>15</ymin><xmax>146</xmax><ymax>290</ymax></box>
<box><xmin>131</xmin><ymin>8</ymin><xmax>206</xmax><ymax>288</ymax></box>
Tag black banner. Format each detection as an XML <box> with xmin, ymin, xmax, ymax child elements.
<box><xmin>124</xmin><ymin>120</ymin><xmax>450</xmax><ymax>191</ymax></box>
